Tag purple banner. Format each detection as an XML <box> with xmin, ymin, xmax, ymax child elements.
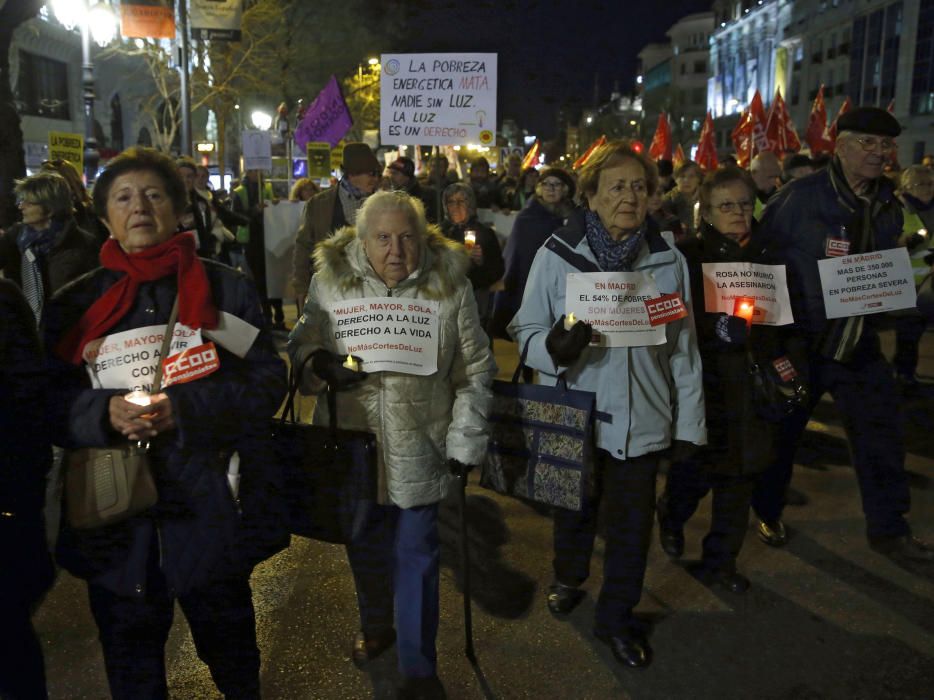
<box><xmin>294</xmin><ymin>75</ymin><xmax>353</xmax><ymax>150</ymax></box>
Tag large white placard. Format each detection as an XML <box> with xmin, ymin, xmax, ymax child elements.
<box><xmin>241</xmin><ymin>130</ymin><xmax>272</xmax><ymax>171</ymax></box>
<box><xmin>263</xmin><ymin>201</ymin><xmax>304</xmax><ymax>299</ymax></box>
<box><xmin>380</xmin><ymin>53</ymin><xmax>497</xmax><ymax>146</ymax></box>
<box><xmin>818</xmin><ymin>248</ymin><xmax>916</xmax><ymax>319</ymax></box>
<box><xmin>564</xmin><ymin>273</ymin><xmax>666</xmax><ymax>347</ymax></box>
<box><xmin>83</xmin><ymin>324</ymin><xmax>203</xmax><ymax>392</ymax></box>
<box><xmin>327</xmin><ymin>297</ymin><xmax>440</xmax><ymax>375</ymax></box>
<box><xmin>701</xmin><ymin>262</ymin><xmax>794</xmax><ymax>326</ymax></box>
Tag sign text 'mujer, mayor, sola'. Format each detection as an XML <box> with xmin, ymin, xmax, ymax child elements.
<box><xmin>380</xmin><ymin>53</ymin><xmax>497</xmax><ymax>147</ymax></box>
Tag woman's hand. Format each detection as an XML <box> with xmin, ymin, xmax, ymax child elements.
<box><xmin>469</xmin><ymin>244</ymin><xmax>483</xmax><ymax>265</ymax></box>
<box><xmin>109</xmin><ymin>392</ymin><xmax>176</xmax><ymax>441</ymax></box>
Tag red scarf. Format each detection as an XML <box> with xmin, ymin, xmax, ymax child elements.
<box><xmin>59</xmin><ymin>232</ymin><xmax>217</xmax><ymax>364</ymax></box>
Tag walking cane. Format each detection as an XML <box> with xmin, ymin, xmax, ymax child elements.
<box><xmin>458</xmin><ymin>461</ymin><xmax>476</xmax><ymax>662</ymax></box>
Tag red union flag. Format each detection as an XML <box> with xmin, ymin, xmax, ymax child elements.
<box><xmin>695</xmin><ymin>112</ymin><xmax>719</xmax><ymax>172</ymax></box>
<box><xmin>827</xmin><ymin>96</ymin><xmax>852</xmax><ymax>146</ymax></box>
<box><xmin>572</xmin><ymin>135</ymin><xmax>606</xmax><ymax>170</ymax></box>
<box><xmin>120</xmin><ymin>0</ymin><xmax>175</xmax><ymax>39</ymax></box>
<box><xmin>766</xmin><ymin>89</ymin><xmax>801</xmax><ymax>154</ymax></box>
<box><xmin>731</xmin><ymin>106</ymin><xmax>750</xmax><ymax>164</ymax></box>
<box><xmin>673</xmin><ymin>143</ymin><xmax>686</xmax><ymax>170</ymax></box>
<box><xmin>732</xmin><ymin>91</ymin><xmax>769</xmax><ymax>167</ymax></box>
<box><xmin>522</xmin><ymin>139</ymin><xmax>541</xmax><ymax>169</ymax></box>
<box><xmin>805</xmin><ymin>85</ymin><xmax>834</xmax><ymax>155</ymax></box>
<box><xmin>649</xmin><ymin>113</ymin><xmax>673</xmax><ymax>161</ymax></box>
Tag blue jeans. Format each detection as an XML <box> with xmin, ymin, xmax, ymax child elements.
<box><xmin>345</xmin><ymin>503</ymin><xmax>440</xmax><ymax>678</ymax></box>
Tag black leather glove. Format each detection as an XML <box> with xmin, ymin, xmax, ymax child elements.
<box><xmin>669</xmin><ymin>440</ymin><xmax>700</xmax><ymax>463</ymax></box>
<box><xmin>545</xmin><ymin>315</ymin><xmax>593</xmax><ymax>366</ymax></box>
<box><xmin>715</xmin><ymin>313</ymin><xmax>749</xmax><ymax>344</ymax></box>
<box><xmin>448</xmin><ymin>458</ymin><xmax>474</xmax><ymax>477</ymax></box>
<box><xmin>310</xmin><ymin>350</ymin><xmax>369</xmax><ymax>390</ymax></box>
<box><xmin>906</xmin><ymin>232</ymin><xmax>926</xmax><ymax>250</ymax></box>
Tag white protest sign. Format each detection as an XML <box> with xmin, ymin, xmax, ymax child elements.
<box><xmin>83</xmin><ymin>324</ymin><xmax>203</xmax><ymax>392</ymax></box>
<box><xmin>241</xmin><ymin>130</ymin><xmax>272</xmax><ymax>171</ymax></box>
<box><xmin>380</xmin><ymin>53</ymin><xmax>497</xmax><ymax>146</ymax></box>
<box><xmin>327</xmin><ymin>297</ymin><xmax>440</xmax><ymax>375</ymax></box>
<box><xmin>701</xmin><ymin>262</ymin><xmax>794</xmax><ymax>326</ymax></box>
<box><xmin>263</xmin><ymin>200</ymin><xmax>304</xmax><ymax>299</ymax></box>
<box><xmin>818</xmin><ymin>248</ymin><xmax>916</xmax><ymax>318</ymax></box>
<box><xmin>564</xmin><ymin>272</ymin><xmax>666</xmax><ymax>347</ymax></box>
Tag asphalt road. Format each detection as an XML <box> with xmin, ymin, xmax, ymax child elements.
<box><xmin>33</xmin><ymin>329</ymin><xmax>934</xmax><ymax>700</ymax></box>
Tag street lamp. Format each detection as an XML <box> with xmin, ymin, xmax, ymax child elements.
<box><xmin>251</xmin><ymin>110</ymin><xmax>273</xmax><ymax>131</ymax></box>
<box><xmin>51</xmin><ymin>0</ymin><xmax>117</xmax><ymax>184</ymax></box>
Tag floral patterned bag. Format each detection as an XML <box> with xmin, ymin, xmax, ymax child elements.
<box><xmin>481</xmin><ymin>357</ymin><xmax>603</xmax><ymax>512</ymax></box>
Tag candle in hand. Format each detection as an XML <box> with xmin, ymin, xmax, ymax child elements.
<box><xmin>464</xmin><ymin>230</ymin><xmax>477</xmax><ymax>250</ymax></box>
<box><xmin>125</xmin><ymin>389</ymin><xmax>151</xmax><ymax>407</ymax></box>
<box><xmin>920</xmin><ymin>228</ymin><xmax>928</xmax><ymax>238</ymax></box>
<box><xmin>564</xmin><ymin>312</ymin><xmax>577</xmax><ymax>330</ymax></box>
<box><xmin>342</xmin><ymin>354</ymin><xmax>359</xmax><ymax>372</ymax></box>
<box><xmin>733</xmin><ymin>297</ymin><xmax>756</xmax><ymax>327</ymax></box>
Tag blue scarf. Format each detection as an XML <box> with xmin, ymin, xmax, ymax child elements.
<box><xmin>584</xmin><ymin>209</ymin><xmax>645</xmax><ymax>272</ymax></box>
<box><xmin>17</xmin><ymin>218</ymin><xmax>62</xmax><ymax>256</ymax></box>
<box><xmin>17</xmin><ymin>219</ymin><xmax>64</xmax><ymax>325</ymax></box>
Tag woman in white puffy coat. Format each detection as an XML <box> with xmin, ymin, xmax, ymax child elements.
<box><xmin>288</xmin><ymin>191</ymin><xmax>496</xmax><ymax>697</ymax></box>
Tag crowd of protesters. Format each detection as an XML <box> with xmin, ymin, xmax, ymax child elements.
<box><xmin>1</xmin><ymin>103</ymin><xmax>933</xmax><ymax>699</ymax></box>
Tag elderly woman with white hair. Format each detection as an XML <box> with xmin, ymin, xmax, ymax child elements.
<box><xmin>288</xmin><ymin>191</ymin><xmax>496</xmax><ymax>698</ymax></box>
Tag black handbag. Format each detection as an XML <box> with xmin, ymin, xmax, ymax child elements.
<box><xmin>480</xmin><ymin>345</ymin><xmax>606</xmax><ymax>512</ymax></box>
<box><xmin>272</xmin><ymin>355</ymin><xmax>378</xmax><ymax>544</ymax></box>
<box><xmin>746</xmin><ymin>350</ymin><xmax>809</xmax><ymax>423</ymax></box>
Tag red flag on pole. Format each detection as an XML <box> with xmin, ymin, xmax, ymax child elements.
<box><xmin>731</xmin><ymin>106</ymin><xmax>749</xmax><ymax>163</ymax></box>
<box><xmin>572</xmin><ymin>135</ymin><xmax>607</xmax><ymax>169</ymax></box>
<box><xmin>765</xmin><ymin>90</ymin><xmax>801</xmax><ymax>155</ymax></box>
<box><xmin>828</xmin><ymin>97</ymin><xmax>852</xmax><ymax>146</ymax></box>
<box><xmin>805</xmin><ymin>85</ymin><xmax>834</xmax><ymax>155</ymax></box>
<box><xmin>649</xmin><ymin>113</ymin><xmax>673</xmax><ymax>161</ymax></box>
<box><xmin>695</xmin><ymin>112</ymin><xmax>719</xmax><ymax>172</ymax></box>
<box><xmin>673</xmin><ymin>144</ymin><xmax>686</xmax><ymax>170</ymax></box>
<box><xmin>732</xmin><ymin>91</ymin><xmax>770</xmax><ymax>167</ymax></box>
<box><xmin>521</xmin><ymin>140</ymin><xmax>540</xmax><ymax>170</ymax></box>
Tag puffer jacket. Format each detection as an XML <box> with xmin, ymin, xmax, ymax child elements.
<box><xmin>44</xmin><ymin>261</ymin><xmax>288</xmax><ymax>597</ymax></box>
<box><xmin>509</xmin><ymin>210</ymin><xmax>706</xmax><ymax>460</ymax></box>
<box><xmin>287</xmin><ymin>227</ymin><xmax>497</xmax><ymax>509</ymax></box>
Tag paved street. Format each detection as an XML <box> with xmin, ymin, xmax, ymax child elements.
<box><xmin>34</xmin><ymin>326</ymin><xmax>934</xmax><ymax>700</ymax></box>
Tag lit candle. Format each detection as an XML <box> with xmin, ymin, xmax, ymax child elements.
<box><xmin>125</xmin><ymin>389</ymin><xmax>151</xmax><ymax>406</ymax></box>
<box><xmin>342</xmin><ymin>354</ymin><xmax>360</xmax><ymax>372</ymax></box>
<box><xmin>733</xmin><ymin>296</ymin><xmax>756</xmax><ymax>327</ymax></box>
<box><xmin>920</xmin><ymin>228</ymin><xmax>928</xmax><ymax>238</ymax></box>
<box><xmin>464</xmin><ymin>230</ymin><xmax>477</xmax><ymax>250</ymax></box>
<box><xmin>564</xmin><ymin>312</ymin><xmax>577</xmax><ymax>330</ymax></box>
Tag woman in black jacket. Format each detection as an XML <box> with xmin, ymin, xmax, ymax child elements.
<box><xmin>0</xmin><ymin>280</ymin><xmax>54</xmax><ymax>700</ymax></box>
<box><xmin>0</xmin><ymin>171</ymin><xmax>99</xmax><ymax>327</ymax></box>
<box><xmin>44</xmin><ymin>147</ymin><xmax>287</xmax><ymax>700</ymax></box>
<box><xmin>657</xmin><ymin>167</ymin><xmax>805</xmax><ymax>592</ymax></box>
<box><xmin>440</xmin><ymin>182</ymin><xmax>504</xmax><ymax>331</ymax></box>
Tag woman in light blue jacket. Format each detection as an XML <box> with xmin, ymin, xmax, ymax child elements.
<box><xmin>509</xmin><ymin>141</ymin><xmax>705</xmax><ymax>669</ymax></box>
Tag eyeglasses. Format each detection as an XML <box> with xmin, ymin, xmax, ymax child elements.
<box><xmin>540</xmin><ymin>180</ymin><xmax>567</xmax><ymax>190</ymax></box>
<box><xmin>711</xmin><ymin>200</ymin><xmax>754</xmax><ymax>214</ymax></box>
<box><xmin>852</xmin><ymin>135</ymin><xmax>897</xmax><ymax>152</ymax></box>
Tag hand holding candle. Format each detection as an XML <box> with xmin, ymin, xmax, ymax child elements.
<box><xmin>564</xmin><ymin>312</ymin><xmax>577</xmax><ymax>330</ymax></box>
<box><xmin>464</xmin><ymin>230</ymin><xmax>477</xmax><ymax>250</ymax></box>
<box><xmin>733</xmin><ymin>296</ymin><xmax>756</xmax><ymax>328</ymax></box>
<box><xmin>342</xmin><ymin>353</ymin><xmax>360</xmax><ymax>372</ymax></box>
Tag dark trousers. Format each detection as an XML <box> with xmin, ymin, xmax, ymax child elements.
<box><xmin>552</xmin><ymin>450</ymin><xmax>659</xmax><ymax>638</ymax></box>
<box><xmin>660</xmin><ymin>457</ymin><xmax>756</xmax><ymax>571</ymax></box>
<box><xmin>893</xmin><ymin>315</ymin><xmax>928</xmax><ymax>379</ymax></box>
<box><xmin>0</xmin><ymin>605</ymin><xmax>48</xmax><ymax>699</ymax></box>
<box><xmin>87</xmin><ymin>571</ymin><xmax>260</xmax><ymax>700</ymax></box>
<box><xmin>345</xmin><ymin>503</ymin><xmax>440</xmax><ymax>678</ymax></box>
<box><xmin>752</xmin><ymin>353</ymin><xmax>910</xmax><ymax>540</ymax></box>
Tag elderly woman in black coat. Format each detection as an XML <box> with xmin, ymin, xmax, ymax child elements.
<box><xmin>44</xmin><ymin>147</ymin><xmax>287</xmax><ymax>700</ymax></box>
<box><xmin>0</xmin><ymin>280</ymin><xmax>54</xmax><ymax>700</ymax></box>
<box><xmin>0</xmin><ymin>171</ymin><xmax>99</xmax><ymax>326</ymax></box>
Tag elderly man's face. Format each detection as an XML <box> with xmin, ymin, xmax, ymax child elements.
<box><xmin>388</xmin><ymin>170</ymin><xmax>409</xmax><ymax>190</ymax></box>
<box><xmin>751</xmin><ymin>154</ymin><xmax>781</xmax><ymax>194</ymax></box>
<box><xmin>836</xmin><ymin>131</ymin><xmax>896</xmax><ymax>184</ymax></box>
<box><xmin>904</xmin><ymin>171</ymin><xmax>934</xmax><ymax>205</ymax></box>
<box><xmin>364</xmin><ymin>209</ymin><xmax>420</xmax><ymax>288</ymax></box>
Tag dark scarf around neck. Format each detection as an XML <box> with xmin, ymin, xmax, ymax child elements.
<box><xmin>584</xmin><ymin>209</ymin><xmax>646</xmax><ymax>272</ymax></box>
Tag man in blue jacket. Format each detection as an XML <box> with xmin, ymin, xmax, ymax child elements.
<box><xmin>751</xmin><ymin>107</ymin><xmax>933</xmax><ymax>563</ymax></box>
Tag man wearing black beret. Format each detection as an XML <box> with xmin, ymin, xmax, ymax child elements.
<box><xmin>750</xmin><ymin>106</ymin><xmax>933</xmax><ymax>563</ymax></box>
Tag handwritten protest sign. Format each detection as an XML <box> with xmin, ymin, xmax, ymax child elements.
<box><xmin>327</xmin><ymin>297</ymin><xmax>440</xmax><ymax>375</ymax></box>
<box><xmin>818</xmin><ymin>248</ymin><xmax>916</xmax><ymax>318</ymax></box>
<box><xmin>701</xmin><ymin>262</ymin><xmax>794</xmax><ymax>325</ymax></box>
<box><xmin>380</xmin><ymin>53</ymin><xmax>497</xmax><ymax>146</ymax></box>
<box><xmin>48</xmin><ymin>131</ymin><xmax>83</xmax><ymax>172</ymax></box>
<box><xmin>565</xmin><ymin>273</ymin><xmax>666</xmax><ymax>347</ymax></box>
<box><xmin>241</xmin><ymin>130</ymin><xmax>272</xmax><ymax>171</ymax></box>
<box><xmin>83</xmin><ymin>324</ymin><xmax>203</xmax><ymax>392</ymax></box>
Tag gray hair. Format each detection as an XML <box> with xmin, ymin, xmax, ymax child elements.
<box><xmin>356</xmin><ymin>190</ymin><xmax>428</xmax><ymax>241</ymax></box>
<box><xmin>900</xmin><ymin>164</ymin><xmax>932</xmax><ymax>189</ymax></box>
<box><xmin>442</xmin><ymin>182</ymin><xmax>476</xmax><ymax>219</ymax></box>
<box><xmin>14</xmin><ymin>171</ymin><xmax>74</xmax><ymax>219</ymax></box>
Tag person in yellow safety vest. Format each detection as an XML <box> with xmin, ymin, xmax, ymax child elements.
<box><xmin>893</xmin><ymin>164</ymin><xmax>934</xmax><ymax>388</ymax></box>
<box><xmin>232</xmin><ymin>171</ymin><xmax>285</xmax><ymax>330</ymax></box>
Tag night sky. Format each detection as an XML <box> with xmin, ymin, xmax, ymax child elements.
<box><xmin>399</xmin><ymin>0</ymin><xmax>714</xmax><ymax>139</ymax></box>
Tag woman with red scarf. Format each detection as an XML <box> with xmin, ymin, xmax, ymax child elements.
<box><xmin>43</xmin><ymin>148</ymin><xmax>287</xmax><ymax>700</ymax></box>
